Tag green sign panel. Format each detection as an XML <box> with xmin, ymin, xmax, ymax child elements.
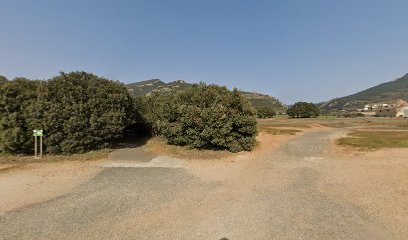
<box><xmin>33</xmin><ymin>129</ymin><xmax>43</xmax><ymax>137</ymax></box>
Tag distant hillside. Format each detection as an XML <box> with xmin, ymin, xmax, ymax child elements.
<box><xmin>320</xmin><ymin>73</ymin><xmax>408</xmax><ymax>111</ymax></box>
<box><xmin>126</xmin><ymin>79</ymin><xmax>193</xmax><ymax>96</ymax></box>
<box><xmin>126</xmin><ymin>79</ymin><xmax>165</xmax><ymax>95</ymax></box>
<box><xmin>126</xmin><ymin>79</ymin><xmax>287</xmax><ymax>113</ymax></box>
<box><xmin>239</xmin><ymin>91</ymin><xmax>287</xmax><ymax>113</ymax></box>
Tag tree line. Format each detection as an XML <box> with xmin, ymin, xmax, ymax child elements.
<box><xmin>0</xmin><ymin>71</ymin><xmax>320</xmax><ymax>155</ymax></box>
<box><xmin>0</xmin><ymin>72</ymin><xmax>258</xmax><ymax>154</ymax></box>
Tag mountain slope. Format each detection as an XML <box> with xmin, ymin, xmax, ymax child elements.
<box><xmin>320</xmin><ymin>73</ymin><xmax>408</xmax><ymax>111</ymax></box>
<box><xmin>239</xmin><ymin>91</ymin><xmax>287</xmax><ymax>113</ymax></box>
<box><xmin>126</xmin><ymin>79</ymin><xmax>287</xmax><ymax>113</ymax></box>
<box><xmin>126</xmin><ymin>79</ymin><xmax>165</xmax><ymax>95</ymax></box>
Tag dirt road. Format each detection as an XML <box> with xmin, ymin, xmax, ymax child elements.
<box><xmin>0</xmin><ymin>129</ymin><xmax>406</xmax><ymax>239</ymax></box>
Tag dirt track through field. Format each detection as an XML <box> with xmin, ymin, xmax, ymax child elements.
<box><xmin>0</xmin><ymin>129</ymin><xmax>406</xmax><ymax>239</ymax></box>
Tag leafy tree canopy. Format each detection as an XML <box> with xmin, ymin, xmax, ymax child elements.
<box><xmin>256</xmin><ymin>105</ymin><xmax>277</xmax><ymax>119</ymax></box>
<box><xmin>0</xmin><ymin>75</ymin><xmax>7</xmax><ymax>85</ymax></box>
<box><xmin>38</xmin><ymin>71</ymin><xmax>136</xmax><ymax>153</ymax></box>
<box><xmin>287</xmin><ymin>102</ymin><xmax>320</xmax><ymax>118</ymax></box>
<box><xmin>0</xmin><ymin>78</ymin><xmax>42</xmax><ymax>153</ymax></box>
<box><xmin>139</xmin><ymin>83</ymin><xmax>258</xmax><ymax>152</ymax></box>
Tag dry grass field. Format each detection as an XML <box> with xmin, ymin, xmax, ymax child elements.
<box><xmin>260</xmin><ymin>117</ymin><xmax>408</xmax><ymax>150</ymax></box>
<box><xmin>338</xmin><ymin>130</ymin><xmax>408</xmax><ymax>149</ymax></box>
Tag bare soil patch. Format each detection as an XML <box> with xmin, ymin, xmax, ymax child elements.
<box><xmin>184</xmin><ymin>132</ymin><xmax>297</xmax><ymax>182</ymax></box>
<box><xmin>319</xmin><ymin>147</ymin><xmax>408</xmax><ymax>238</ymax></box>
<box><xmin>0</xmin><ymin>149</ymin><xmax>109</xmax><ymax>213</ymax></box>
<box><xmin>0</xmin><ymin>160</ymin><xmax>104</xmax><ymax>213</ymax></box>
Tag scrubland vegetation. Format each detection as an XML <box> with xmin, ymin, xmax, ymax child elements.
<box><xmin>0</xmin><ymin>72</ymin><xmax>257</xmax><ymax>155</ymax></box>
<box><xmin>2</xmin><ymin>71</ymin><xmax>407</xmax><ymax>156</ymax></box>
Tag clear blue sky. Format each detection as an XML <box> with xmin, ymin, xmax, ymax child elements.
<box><xmin>1</xmin><ymin>0</ymin><xmax>407</xmax><ymax>104</ymax></box>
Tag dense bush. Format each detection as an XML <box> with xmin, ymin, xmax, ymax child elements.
<box><xmin>140</xmin><ymin>84</ymin><xmax>258</xmax><ymax>152</ymax></box>
<box><xmin>287</xmin><ymin>102</ymin><xmax>320</xmax><ymax>118</ymax></box>
<box><xmin>134</xmin><ymin>93</ymin><xmax>176</xmax><ymax>136</ymax></box>
<box><xmin>0</xmin><ymin>78</ymin><xmax>42</xmax><ymax>153</ymax></box>
<box><xmin>256</xmin><ymin>105</ymin><xmax>277</xmax><ymax>118</ymax></box>
<box><xmin>38</xmin><ymin>72</ymin><xmax>136</xmax><ymax>153</ymax></box>
<box><xmin>0</xmin><ymin>72</ymin><xmax>258</xmax><ymax>154</ymax></box>
<box><xmin>0</xmin><ymin>75</ymin><xmax>7</xmax><ymax>85</ymax></box>
<box><xmin>343</xmin><ymin>112</ymin><xmax>365</xmax><ymax>118</ymax></box>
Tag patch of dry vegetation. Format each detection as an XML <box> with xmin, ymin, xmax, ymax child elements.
<box><xmin>146</xmin><ymin>137</ymin><xmax>235</xmax><ymax>160</ymax></box>
<box><xmin>258</xmin><ymin>117</ymin><xmax>367</xmax><ymax>129</ymax></box>
<box><xmin>362</xmin><ymin>118</ymin><xmax>408</xmax><ymax>129</ymax></box>
<box><xmin>338</xmin><ymin>130</ymin><xmax>408</xmax><ymax>150</ymax></box>
<box><xmin>258</xmin><ymin>120</ymin><xmax>312</xmax><ymax>130</ymax></box>
<box><xmin>261</xmin><ymin>128</ymin><xmax>302</xmax><ymax>135</ymax></box>
<box><xmin>260</xmin><ymin>117</ymin><xmax>408</xmax><ymax>129</ymax></box>
<box><xmin>0</xmin><ymin>149</ymin><xmax>110</xmax><ymax>165</ymax></box>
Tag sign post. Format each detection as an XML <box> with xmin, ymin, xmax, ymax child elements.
<box><xmin>33</xmin><ymin>130</ymin><xmax>43</xmax><ymax>159</ymax></box>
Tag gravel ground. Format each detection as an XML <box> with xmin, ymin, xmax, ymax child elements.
<box><xmin>0</xmin><ymin>129</ymin><xmax>399</xmax><ymax>239</ymax></box>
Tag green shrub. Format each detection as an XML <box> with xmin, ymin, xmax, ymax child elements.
<box><xmin>38</xmin><ymin>71</ymin><xmax>136</xmax><ymax>153</ymax></box>
<box><xmin>0</xmin><ymin>78</ymin><xmax>42</xmax><ymax>153</ymax></box>
<box><xmin>135</xmin><ymin>93</ymin><xmax>177</xmax><ymax>136</ymax></box>
<box><xmin>343</xmin><ymin>112</ymin><xmax>365</xmax><ymax>118</ymax></box>
<box><xmin>142</xmin><ymin>83</ymin><xmax>257</xmax><ymax>152</ymax></box>
<box><xmin>287</xmin><ymin>102</ymin><xmax>320</xmax><ymax>118</ymax></box>
<box><xmin>256</xmin><ymin>105</ymin><xmax>277</xmax><ymax>118</ymax></box>
<box><xmin>0</xmin><ymin>75</ymin><xmax>7</xmax><ymax>85</ymax></box>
